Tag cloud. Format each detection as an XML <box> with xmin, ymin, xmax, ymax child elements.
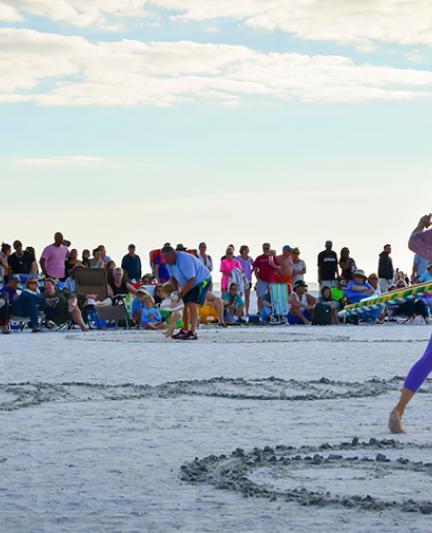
<box><xmin>0</xmin><ymin>0</ymin><xmax>153</xmax><ymax>30</ymax></box>
<box><xmin>10</xmin><ymin>156</ymin><xmax>105</xmax><ymax>168</ymax></box>
<box><xmin>1</xmin><ymin>29</ymin><xmax>432</xmax><ymax>107</ymax></box>
<box><xmin>0</xmin><ymin>2</ymin><xmax>23</xmax><ymax>21</ymax></box>
<box><xmin>153</xmin><ymin>0</ymin><xmax>432</xmax><ymax>48</ymax></box>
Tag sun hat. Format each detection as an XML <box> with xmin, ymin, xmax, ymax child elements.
<box><xmin>353</xmin><ymin>269</ymin><xmax>367</xmax><ymax>280</ymax></box>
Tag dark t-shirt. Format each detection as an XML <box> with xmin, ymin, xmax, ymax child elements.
<box><xmin>8</xmin><ymin>251</ymin><xmax>35</xmax><ymax>274</ymax></box>
<box><xmin>317</xmin><ymin>250</ymin><xmax>338</xmax><ymax>280</ymax></box>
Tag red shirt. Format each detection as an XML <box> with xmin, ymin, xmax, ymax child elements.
<box><xmin>253</xmin><ymin>254</ymin><xmax>279</xmax><ymax>283</ymax></box>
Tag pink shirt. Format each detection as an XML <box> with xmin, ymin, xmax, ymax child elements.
<box><xmin>41</xmin><ymin>244</ymin><xmax>69</xmax><ymax>279</ymax></box>
<box><xmin>409</xmin><ymin>229</ymin><xmax>432</xmax><ymax>261</ymax></box>
<box><xmin>220</xmin><ymin>258</ymin><xmax>242</xmax><ymax>290</ymax></box>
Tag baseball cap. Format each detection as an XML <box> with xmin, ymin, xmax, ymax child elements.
<box><xmin>293</xmin><ymin>280</ymin><xmax>308</xmax><ymax>289</ymax></box>
<box><xmin>282</xmin><ymin>245</ymin><xmax>293</xmax><ymax>252</ymax></box>
<box><xmin>9</xmin><ymin>274</ymin><xmax>21</xmax><ymax>282</ymax></box>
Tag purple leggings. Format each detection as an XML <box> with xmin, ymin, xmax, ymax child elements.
<box><xmin>404</xmin><ymin>335</ymin><xmax>432</xmax><ymax>393</ymax></box>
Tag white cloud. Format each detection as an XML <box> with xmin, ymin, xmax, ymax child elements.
<box><xmin>10</xmin><ymin>156</ymin><xmax>105</xmax><ymax>168</ymax></box>
<box><xmin>1</xmin><ymin>29</ymin><xmax>432</xmax><ymax>107</ymax></box>
<box><xmin>0</xmin><ymin>2</ymin><xmax>23</xmax><ymax>21</ymax></box>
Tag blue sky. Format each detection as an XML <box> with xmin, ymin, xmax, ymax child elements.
<box><xmin>1</xmin><ymin>1</ymin><xmax>431</xmax><ymax>277</ymax></box>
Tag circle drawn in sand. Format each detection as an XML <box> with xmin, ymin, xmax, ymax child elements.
<box><xmin>180</xmin><ymin>439</ymin><xmax>432</xmax><ymax>514</ymax></box>
<box><xmin>1</xmin><ymin>376</ymin><xmax>430</xmax><ymax>411</ymax></box>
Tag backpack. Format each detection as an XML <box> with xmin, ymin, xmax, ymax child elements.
<box><xmin>313</xmin><ymin>303</ymin><xmax>333</xmax><ymax>325</ymax></box>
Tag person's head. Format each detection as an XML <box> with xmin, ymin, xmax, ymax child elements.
<box><xmin>105</xmin><ymin>260</ymin><xmax>116</xmax><ymax>271</ymax></box>
<box><xmin>353</xmin><ymin>269</ymin><xmax>367</xmax><ymax>284</ymax></box>
<box><xmin>282</xmin><ymin>245</ymin><xmax>293</xmax><ymax>257</ymax></box>
<box><xmin>225</xmin><ymin>247</ymin><xmax>234</xmax><ymax>259</ymax></box>
<box><xmin>98</xmin><ymin>245</ymin><xmax>107</xmax><ymax>256</ymax></box>
<box><xmin>25</xmin><ymin>276</ymin><xmax>39</xmax><ymax>291</ymax></box>
<box><xmin>142</xmin><ymin>273</ymin><xmax>155</xmax><ymax>284</ymax></box>
<box><xmin>293</xmin><ymin>280</ymin><xmax>308</xmax><ymax>295</ymax></box>
<box><xmin>113</xmin><ymin>267</ymin><xmax>124</xmax><ymax>281</ymax></box>
<box><xmin>161</xmin><ymin>282</ymin><xmax>176</xmax><ymax>298</ymax></box>
<box><xmin>384</xmin><ymin>244</ymin><xmax>391</xmax><ymax>253</ymax></box>
<box><xmin>396</xmin><ymin>279</ymin><xmax>407</xmax><ymax>289</ymax></box>
<box><xmin>239</xmin><ymin>245</ymin><xmax>249</xmax><ymax>257</ymax></box>
<box><xmin>128</xmin><ymin>244</ymin><xmax>136</xmax><ymax>255</ymax></box>
<box><xmin>292</xmin><ymin>247</ymin><xmax>300</xmax><ymax>262</ymax></box>
<box><xmin>70</xmin><ymin>264</ymin><xmax>85</xmax><ymax>280</ymax></box>
<box><xmin>320</xmin><ymin>285</ymin><xmax>332</xmax><ymax>300</ymax></box>
<box><xmin>13</xmin><ymin>240</ymin><xmax>23</xmax><ymax>254</ymax></box>
<box><xmin>93</xmin><ymin>248</ymin><xmax>102</xmax><ymax>260</ymax></box>
<box><xmin>325</xmin><ymin>240</ymin><xmax>333</xmax><ymax>251</ymax></box>
<box><xmin>8</xmin><ymin>274</ymin><xmax>20</xmax><ymax>289</ymax></box>
<box><xmin>176</xmin><ymin>243</ymin><xmax>187</xmax><ymax>252</ymax></box>
<box><xmin>262</xmin><ymin>243</ymin><xmax>271</xmax><ymax>255</ymax></box>
<box><xmin>44</xmin><ymin>278</ymin><xmax>57</xmax><ymax>296</ymax></box>
<box><xmin>25</xmin><ymin>246</ymin><xmax>35</xmax><ymax>256</ymax></box>
<box><xmin>69</xmin><ymin>248</ymin><xmax>78</xmax><ymax>262</ymax></box>
<box><xmin>143</xmin><ymin>294</ymin><xmax>155</xmax><ymax>309</ymax></box>
<box><xmin>161</xmin><ymin>245</ymin><xmax>177</xmax><ymax>265</ymax></box>
<box><xmin>198</xmin><ymin>242</ymin><xmax>207</xmax><ymax>254</ymax></box>
<box><xmin>228</xmin><ymin>283</ymin><xmax>238</xmax><ymax>295</ymax></box>
<box><xmin>155</xmin><ymin>283</ymin><xmax>163</xmax><ymax>295</ymax></box>
<box><xmin>136</xmin><ymin>287</ymin><xmax>148</xmax><ymax>300</ymax></box>
<box><xmin>368</xmin><ymin>273</ymin><xmax>379</xmax><ymax>289</ymax></box>
<box><xmin>54</xmin><ymin>232</ymin><xmax>64</xmax><ymax>246</ymax></box>
<box><xmin>340</xmin><ymin>247</ymin><xmax>350</xmax><ymax>260</ymax></box>
<box><xmin>1</xmin><ymin>242</ymin><xmax>11</xmax><ymax>256</ymax></box>
<box><xmin>82</xmin><ymin>249</ymin><xmax>90</xmax><ymax>260</ymax></box>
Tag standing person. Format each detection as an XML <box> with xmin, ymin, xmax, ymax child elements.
<box><xmin>292</xmin><ymin>248</ymin><xmax>306</xmax><ymax>284</ymax></box>
<box><xmin>317</xmin><ymin>240</ymin><xmax>339</xmax><ymax>289</ymax></box>
<box><xmin>388</xmin><ymin>214</ymin><xmax>432</xmax><ymax>433</ymax></box>
<box><xmin>0</xmin><ymin>243</ymin><xmax>11</xmax><ymax>282</ymax></box>
<box><xmin>197</xmin><ymin>242</ymin><xmax>213</xmax><ymax>272</ymax></box>
<box><xmin>378</xmin><ymin>244</ymin><xmax>394</xmax><ymax>294</ymax></box>
<box><xmin>275</xmin><ymin>245</ymin><xmax>294</xmax><ymax>286</ymax></box>
<box><xmin>411</xmin><ymin>253</ymin><xmax>429</xmax><ymax>283</ymax></box>
<box><xmin>253</xmin><ymin>243</ymin><xmax>280</xmax><ymax>313</ymax></box>
<box><xmin>121</xmin><ymin>244</ymin><xmax>142</xmax><ymax>283</ymax></box>
<box><xmin>65</xmin><ymin>249</ymin><xmax>82</xmax><ymax>278</ymax></box>
<box><xmin>81</xmin><ymin>249</ymin><xmax>91</xmax><ymax>268</ymax></box>
<box><xmin>153</xmin><ymin>244</ymin><xmax>171</xmax><ymax>283</ymax></box>
<box><xmin>98</xmin><ymin>245</ymin><xmax>111</xmax><ymax>266</ymax></box>
<box><xmin>339</xmin><ymin>247</ymin><xmax>357</xmax><ymax>281</ymax></box>
<box><xmin>8</xmin><ymin>240</ymin><xmax>37</xmax><ymax>275</ymax></box>
<box><xmin>236</xmin><ymin>245</ymin><xmax>254</xmax><ymax>316</ymax></box>
<box><xmin>40</xmin><ymin>232</ymin><xmax>70</xmax><ymax>281</ymax></box>
<box><xmin>220</xmin><ymin>248</ymin><xmax>242</xmax><ymax>293</ymax></box>
<box><xmin>162</xmin><ymin>245</ymin><xmax>211</xmax><ymax>340</ymax></box>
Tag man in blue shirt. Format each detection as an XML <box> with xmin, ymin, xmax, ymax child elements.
<box><xmin>345</xmin><ymin>269</ymin><xmax>375</xmax><ymax>304</ymax></box>
<box><xmin>121</xmin><ymin>244</ymin><xmax>142</xmax><ymax>283</ymax></box>
<box><xmin>162</xmin><ymin>245</ymin><xmax>211</xmax><ymax>340</ymax></box>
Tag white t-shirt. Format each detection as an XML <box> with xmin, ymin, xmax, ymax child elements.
<box><xmin>293</xmin><ymin>260</ymin><xmax>306</xmax><ymax>283</ymax></box>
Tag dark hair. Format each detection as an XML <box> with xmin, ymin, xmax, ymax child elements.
<box><xmin>161</xmin><ymin>245</ymin><xmax>175</xmax><ymax>254</ymax></box>
<box><xmin>320</xmin><ymin>286</ymin><xmax>332</xmax><ymax>300</ymax></box>
<box><xmin>340</xmin><ymin>247</ymin><xmax>350</xmax><ymax>259</ymax></box>
<box><xmin>1</xmin><ymin>242</ymin><xmax>11</xmax><ymax>253</ymax></box>
<box><xmin>13</xmin><ymin>240</ymin><xmax>22</xmax><ymax>248</ymax></box>
<box><xmin>239</xmin><ymin>245</ymin><xmax>248</xmax><ymax>255</ymax></box>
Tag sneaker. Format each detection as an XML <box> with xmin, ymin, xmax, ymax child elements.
<box><xmin>182</xmin><ymin>331</ymin><xmax>198</xmax><ymax>341</ymax></box>
<box><xmin>172</xmin><ymin>329</ymin><xmax>187</xmax><ymax>340</ymax></box>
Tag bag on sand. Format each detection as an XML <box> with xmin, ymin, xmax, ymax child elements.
<box><xmin>312</xmin><ymin>303</ymin><xmax>332</xmax><ymax>325</ymax></box>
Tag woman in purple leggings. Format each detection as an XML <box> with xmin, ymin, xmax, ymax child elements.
<box><xmin>389</xmin><ymin>214</ymin><xmax>432</xmax><ymax>433</ymax></box>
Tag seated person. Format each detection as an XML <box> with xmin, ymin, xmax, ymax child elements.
<box><xmin>160</xmin><ymin>282</ymin><xmax>184</xmax><ymax>338</ymax></box>
<box><xmin>141</xmin><ymin>273</ymin><xmax>156</xmax><ymax>285</ymax></box>
<box><xmin>10</xmin><ymin>276</ymin><xmax>45</xmax><ymax>332</ymax></box>
<box><xmin>89</xmin><ymin>248</ymin><xmax>105</xmax><ymax>269</ymax></box>
<box><xmin>131</xmin><ymin>287</ymin><xmax>149</xmax><ymax>328</ymax></box>
<box><xmin>154</xmin><ymin>284</ymin><xmax>164</xmax><ymax>305</ymax></box>
<box><xmin>42</xmin><ymin>278</ymin><xmax>88</xmax><ymax>331</ymax></box>
<box><xmin>141</xmin><ymin>294</ymin><xmax>164</xmax><ymax>330</ymax></box>
<box><xmin>345</xmin><ymin>270</ymin><xmax>375</xmax><ymax>304</ymax></box>
<box><xmin>367</xmin><ymin>273</ymin><xmax>381</xmax><ymax>295</ymax></box>
<box><xmin>330</xmin><ymin>277</ymin><xmax>347</xmax><ymax>308</ymax></box>
<box><xmin>319</xmin><ymin>285</ymin><xmax>340</xmax><ymax>324</ymax></box>
<box><xmin>0</xmin><ymin>275</ymin><xmax>21</xmax><ymax>334</ymax></box>
<box><xmin>391</xmin><ymin>279</ymin><xmax>430</xmax><ymax>324</ymax></box>
<box><xmin>204</xmin><ymin>289</ymin><xmax>227</xmax><ymax>327</ymax></box>
<box><xmin>223</xmin><ymin>283</ymin><xmax>245</xmax><ymax>323</ymax></box>
<box><xmin>288</xmin><ymin>280</ymin><xmax>317</xmax><ymax>325</ymax></box>
<box><xmin>108</xmin><ymin>267</ymin><xmax>137</xmax><ymax>297</ymax></box>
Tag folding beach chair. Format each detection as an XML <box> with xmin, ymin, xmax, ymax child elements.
<box><xmin>269</xmin><ymin>283</ymin><xmax>291</xmax><ymax>324</ymax></box>
<box><xmin>74</xmin><ymin>268</ymin><xmax>131</xmax><ymax>328</ymax></box>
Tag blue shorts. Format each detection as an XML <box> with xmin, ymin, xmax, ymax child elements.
<box><xmin>183</xmin><ymin>278</ymin><xmax>212</xmax><ymax>305</ymax></box>
<box><xmin>287</xmin><ymin>310</ymin><xmax>312</xmax><ymax>325</ymax></box>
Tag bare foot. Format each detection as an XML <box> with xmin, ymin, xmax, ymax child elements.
<box><xmin>388</xmin><ymin>409</ymin><xmax>405</xmax><ymax>433</ymax></box>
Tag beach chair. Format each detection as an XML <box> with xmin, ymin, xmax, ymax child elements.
<box><xmin>269</xmin><ymin>283</ymin><xmax>291</xmax><ymax>324</ymax></box>
<box><xmin>74</xmin><ymin>269</ymin><xmax>131</xmax><ymax>328</ymax></box>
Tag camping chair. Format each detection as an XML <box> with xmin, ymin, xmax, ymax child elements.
<box><xmin>74</xmin><ymin>268</ymin><xmax>132</xmax><ymax>328</ymax></box>
<box><xmin>269</xmin><ymin>283</ymin><xmax>291</xmax><ymax>324</ymax></box>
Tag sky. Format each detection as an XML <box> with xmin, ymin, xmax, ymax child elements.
<box><xmin>0</xmin><ymin>0</ymin><xmax>431</xmax><ymax>279</ymax></box>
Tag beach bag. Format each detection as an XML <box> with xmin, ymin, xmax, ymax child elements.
<box><xmin>313</xmin><ymin>303</ymin><xmax>332</xmax><ymax>325</ymax></box>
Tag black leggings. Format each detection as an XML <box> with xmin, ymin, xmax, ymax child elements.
<box><xmin>396</xmin><ymin>300</ymin><xmax>429</xmax><ymax>319</ymax></box>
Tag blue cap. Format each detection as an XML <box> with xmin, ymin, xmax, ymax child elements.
<box><xmin>282</xmin><ymin>245</ymin><xmax>292</xmax><ymax>252</ymax></box>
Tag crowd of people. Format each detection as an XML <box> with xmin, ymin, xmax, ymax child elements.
<box><xmin>1</xmin><ymin>232</ymin><xmax>431</xmax><ymax>337</ymax></box>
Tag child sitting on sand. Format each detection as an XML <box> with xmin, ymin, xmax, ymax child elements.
<box><xmin>141</xmin><ymin>294</ymin><xmax>164</xmax><ymax>330</ymax></box>
<box><xmin>132</xmin><ymin>288</ymin><xmax>148</xmax><ymax>328</ymax></box>
<box><xmin>160</xmin><ymin>282</ymin><xmax>184</xmax><ymax>338</ymax></box>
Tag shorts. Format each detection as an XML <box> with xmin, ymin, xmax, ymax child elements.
<box><xmin>256</xmin><ymin>279</ymin><xmax>270</xmax><ymax>299</ymax></box>
<box><xmin>183</xmin><ymin>278</ymin><xmax>212</xmax><ymax>305</ymax></box>
<box><xmin>287</xmin><ymin>310</ymin><xmax>312</xmax><ymax>325</ymax></box>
